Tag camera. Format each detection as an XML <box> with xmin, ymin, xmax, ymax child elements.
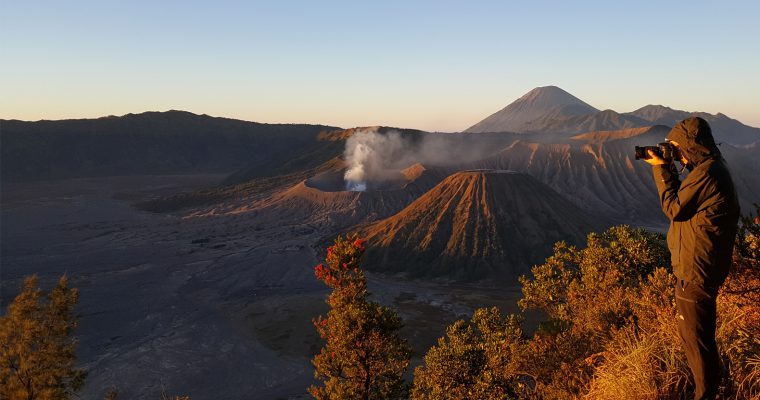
<box><xmin>634</xmin><ymin>142</ymin><xmax>677</xmax><ymax>162</ymax></box>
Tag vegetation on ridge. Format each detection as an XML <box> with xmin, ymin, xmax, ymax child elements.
<box><xmin>313</xmin><ymin>210</ymin><xmax>760</xmax><ymax>399</ymax></box>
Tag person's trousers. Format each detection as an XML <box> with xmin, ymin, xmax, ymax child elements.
<box><xmin>675</xmin><ymin>279</ymin><xmax>721</xmax><ymax>400</ymax></box>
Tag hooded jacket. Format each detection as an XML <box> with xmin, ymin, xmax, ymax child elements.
<box><xmin>653</xmin><ymin>117</ymin><xmax>740</xmax><ymax>289</ymax></box>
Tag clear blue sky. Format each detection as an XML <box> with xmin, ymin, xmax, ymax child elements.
<box><xmin>2</xmin><ymin>0</ymin><xmax>759</xmax><ymax>131</ymax></box>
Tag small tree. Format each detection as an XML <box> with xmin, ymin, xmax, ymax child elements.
<box><xmin>309</xmin><ymin>235</ymin><xmax>411</xmax><ymax>400</ymax></box>
<box><xmin>0</xmin><ymin>275</ymin><xmax>86</xmax><ymax>400</ymax></box>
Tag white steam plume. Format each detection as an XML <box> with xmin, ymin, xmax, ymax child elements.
<box><xmin>343</xmin><ymin>129</ymin><xmax>505</xmax><ymax>188</ymax></box>
<box><xmin>344</xmin><ymin>130</ymin><xmax>410</xmax><ymax>185</ymax></box>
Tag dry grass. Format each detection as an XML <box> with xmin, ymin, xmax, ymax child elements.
<box><xmin>585</xmin><ymin>260</ymin><xmax>760</xmax><ymax>400</ymax></box>
<box><xmin>585</xmin><ymin>327</ymin><xmax>689</xmax><ymax>400</ymax></box>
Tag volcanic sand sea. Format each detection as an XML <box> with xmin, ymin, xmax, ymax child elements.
<box><xmin>0</xmin><ymin>175</ymin><xmax>538</xmax><ymax>399</ymax></box>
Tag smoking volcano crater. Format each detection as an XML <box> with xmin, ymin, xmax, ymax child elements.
<box><xmin>304</xmin><ymin>165</ymin><xmax>425</xmax><ymax>193</ymax></box>
<box><xmin>255</xmin><ymin>163</ymin><xmax>442</xmax><ymax>228</ymax></box>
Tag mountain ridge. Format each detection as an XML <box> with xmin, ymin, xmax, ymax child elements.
<box><xmin>624</xmin><ymin>104</ymin><xmax>760</xmax><ymax>144</ymax></box>
<box><xmin>0</xmin><ymin>111</ymin><xmax>343</xmax><ymax>182</ymax></box>
<box><xmin>465</xmin><ymin>87</ymin><xmax>760</xmax><ymax>145</ymax></box>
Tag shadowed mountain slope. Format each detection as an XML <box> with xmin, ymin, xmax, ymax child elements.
<box><xmin>359</xmin><ymin>170</ymin><xmax>609</xmax><ymax>281</ymax></box>
<box><xmin>0</xmin><ymin>111</ymin><xmax>341</xmax><ymax>182</ymax></box>
<box><xmin>135</xmin><ymin>157</ymin><xmax>349</xmax><ymax>213</ymax></box>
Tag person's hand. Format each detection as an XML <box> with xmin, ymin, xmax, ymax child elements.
<box><xmin>644</xmin><ymin>150</ymin><xmax>667</xmax><ymax>166</ymax></box>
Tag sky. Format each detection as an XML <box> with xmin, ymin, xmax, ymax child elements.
<box><xmin>2</xmin><ymin>0</ymin><xmax>759</xmax><ymax>131</ymax></box>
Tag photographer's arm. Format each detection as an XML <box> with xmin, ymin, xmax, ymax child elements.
<box><xmin>651</xmin><ymin>160</ymin><xmax>707</xmax><ymax>222</ymax></box>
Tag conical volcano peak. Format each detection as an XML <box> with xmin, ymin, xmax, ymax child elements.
<box><xmin>465</xmin><ymin>86</ymin><xmax>599</xmax><ymax>133</ymax></box>
<box><xmin>516</xmin><ymin>86</ymin><xmax>591</xmax><ymax>108</ymax></box>
<box><xmin>359</xmin><ymin>169</ymin><xmax>608</xmax><ymax>280</ymax></box>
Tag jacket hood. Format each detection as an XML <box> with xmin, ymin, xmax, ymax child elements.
<box><xmin>666</xmin><ymin>117</ymin><xmax>720</xmax><ymax>166</ymax></box>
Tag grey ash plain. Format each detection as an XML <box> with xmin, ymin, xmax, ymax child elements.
<box><xmin>1</xmin><ymin>174</ymin><xmax>526</xmax><ymax>399</ymax></box>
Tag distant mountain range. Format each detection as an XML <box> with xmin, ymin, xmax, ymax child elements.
<box><xmin>0</xmin><ymin>111</ymin><xmax>342</xmax><ymax>182</ymax></box>
<box><xmin>4</xmin><ymin>89</ymin><xmax>759</xmax><ymax>229</ymax></box>
<box><xmin>4</xmin><ymin>87</ymin><xmax>757</xmax><ymax>183</ymax></box>
<box><xmin>465</xmin><ymin>86</ymin><xmax>760</xmax><ymax>145</ymax></box>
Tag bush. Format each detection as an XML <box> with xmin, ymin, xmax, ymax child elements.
<box><xmin>410</xmin><ymin>307</ymin><xmax>529</xmax><ymax>400</ymax></box>
<box><xmin>518</xmin><ymin>226</ymin><xmax>671</xmax><ymax>398</ymax></box>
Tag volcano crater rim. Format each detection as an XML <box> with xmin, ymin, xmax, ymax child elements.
<box><xmin>305</xmin><ymin>170</ymin><xmax>409</xmax><ymax>193</ymax></box>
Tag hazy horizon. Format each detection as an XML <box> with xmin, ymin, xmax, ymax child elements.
<box><xmin>3</xmin><ymin>1</ymin><xmax>759</xmax><ymax>131</ymax></box>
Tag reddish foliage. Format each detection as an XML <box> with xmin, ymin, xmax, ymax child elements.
<box><xmin>314</xmin><ymin>235</ymin><xmax>366</xmax><ymax>290</ymax></box>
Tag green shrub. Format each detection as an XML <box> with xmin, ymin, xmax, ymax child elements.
<box><xmin>410</xmin><ymin>307</ymin><xmax>528</xmax><ymax>400</ymax></box>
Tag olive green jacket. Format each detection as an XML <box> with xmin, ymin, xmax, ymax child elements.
<box><xmin>653</xmin><ymin>117</ymin><xmax>740</xmax><ymax>289</ymax></box>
